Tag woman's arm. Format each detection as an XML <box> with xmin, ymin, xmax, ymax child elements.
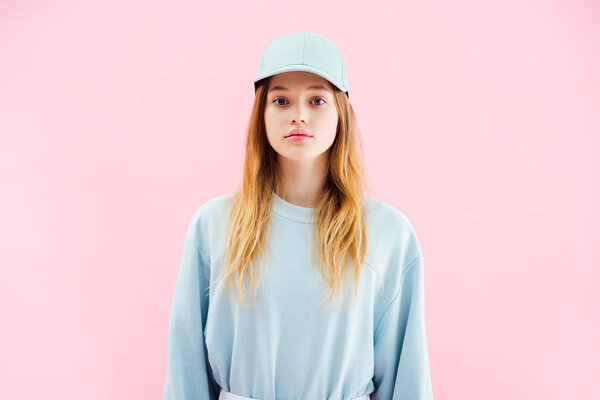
<box><xmin>162</xmin><ymin>227</ymin><xmax>218</xmax><ymax>400</ymax></box>
<box><xmin>372</xmin><ymin>256</ymin><xmax>434</xmax><ymax>400</ymax></box>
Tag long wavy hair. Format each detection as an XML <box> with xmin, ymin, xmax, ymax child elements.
<box><xmin>209</xmin><ymin>76</ymin><xmax>375</xmax><ymax>312</ymax></box>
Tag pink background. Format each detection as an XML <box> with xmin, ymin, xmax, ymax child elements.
<box><xmin>1</xmin><ymin>1</ymin><xmax>599</xmax><ymax>399</ymax></box>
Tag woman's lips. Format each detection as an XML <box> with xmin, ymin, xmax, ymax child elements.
<box><xmin>285</xmin><ymin>134</ymin><xmax>313</xmax><ymax>142</ymax></box>
<box><xmin>285</xmin><ymin>129</ymin><xmax>313</xmax><ymax>142</ymax></box>
<box><xmin>286</xmin><ymin>129</ymin><xmax>312</xmax><ymax>138</ymax></box>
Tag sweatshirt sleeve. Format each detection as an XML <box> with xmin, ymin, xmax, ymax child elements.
<box><xmin>162</xmin><ymin>227</ymin><xmax>219</xmax><ymax>400</ymax></box>
<box><xmin>372</xmin><ymin>256</ymin><xmax>433</xmax><ymax>400</ymax></box>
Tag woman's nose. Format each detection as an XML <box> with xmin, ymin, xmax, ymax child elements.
<box><xmin>291</xmin><ymin>110</ymin><xmax>308</xmax><ymax>124</ymax></box>
<box><xmin>290</xmin><ymin>102</ymin><xmax>308</xmax><ymax>124</ymax></box>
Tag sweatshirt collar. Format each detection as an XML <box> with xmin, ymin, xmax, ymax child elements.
<box><xmin>271</xmin><ymin>191</ymin><xmax>316</xmax><ymax>224</ymax></box>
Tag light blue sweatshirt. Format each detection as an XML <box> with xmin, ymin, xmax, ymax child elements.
<box><xmin>163</xmin><ymin>192</ymin><xmax>433</xmax><ymax>400</ymax></box>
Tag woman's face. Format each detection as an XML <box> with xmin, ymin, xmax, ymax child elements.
<box><xmin>264</xmin><ymin>71</ymin><xmax>339</xmax><ymax>162</ymax></box>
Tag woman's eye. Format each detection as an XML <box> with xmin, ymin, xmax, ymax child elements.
<box><xmin>272</xmin><ymin>97</ymin><xmax>326</xmax><ymax>106</ymax></box>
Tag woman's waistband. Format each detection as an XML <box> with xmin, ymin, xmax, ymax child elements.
<box><xmin>219</xmin><ymin>388</ymin><xmax>371</xmax><ymax>400</ymax></box>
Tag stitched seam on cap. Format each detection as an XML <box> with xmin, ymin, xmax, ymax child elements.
<box><xmin>302</xmin><ymin>31</ymin><xmax>306</xmax><ymax>64</ymax></box>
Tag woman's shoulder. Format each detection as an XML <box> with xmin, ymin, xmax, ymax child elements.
<box><xmin>196</xmin><ymin>192</ymin><xmax>236</xmax><ymax>215</ymax></box>
<box><xmin>363</xmin><ymin>194</ymin><xmax>423</xmax><ymax>259</ymax></box>
<box><xmin>363</xmin><ymin>194</ymin><xmax>415</xmax><ymax>229</ymax></box>
<box><xmin>185</xmin><ymin>192</ymin><xmax>236</xmax><ymax>236</ymax></box>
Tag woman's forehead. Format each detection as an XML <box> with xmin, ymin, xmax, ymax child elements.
<box><xmin>269</xmin><ymin>77</ymin><xmax>333</xmax><ymax>93</ymax></box>
<box><xmin>270</xmin><ymin>71</ymin><xmax>333</xmax><ymax>91</ymax></box>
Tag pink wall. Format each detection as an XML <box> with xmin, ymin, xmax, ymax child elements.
<box><xmin>1</xmin><ymin>1</ymin><xmax>598</xmax><ymax>399</ymax></box>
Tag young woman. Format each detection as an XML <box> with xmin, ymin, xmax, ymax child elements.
<box><xmin>163</xmin><ymin>31</ymin><xmax>433</xmax><ymax>400</ymax></box>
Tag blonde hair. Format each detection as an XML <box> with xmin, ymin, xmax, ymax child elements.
<box><xmin>209</xmin><ymin>76</ymin><xmax>375</xmax><ymax>312</ymax></box>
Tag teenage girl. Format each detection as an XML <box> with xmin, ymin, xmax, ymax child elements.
<box><xmin>163</xmin><ymin>30</ymin><xmax>434</xmax><ymax>400</ymax></box>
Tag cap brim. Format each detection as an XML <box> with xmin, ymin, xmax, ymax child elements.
<box><xmin>253</xmin><ymin>64</ymin><xmax>348</xmax><ymax>94</ymax></box>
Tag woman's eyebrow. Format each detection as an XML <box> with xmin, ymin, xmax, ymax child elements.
<box><xmin>269</xmin><ymin>85</ymin><xmax>330</xmax><ymax>93</ymax></box>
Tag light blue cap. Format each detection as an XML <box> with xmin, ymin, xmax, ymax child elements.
<box><xmin>254</xmin><ymin>30</ymin><xmax>349</xmax><ymax>98</ymax></box>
